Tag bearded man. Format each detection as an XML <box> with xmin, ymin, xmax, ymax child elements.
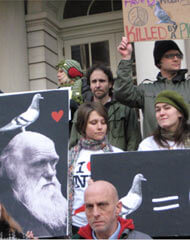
<box><xmin>0</xmin><ymin>131</ymin><xmax>67</xmax><ymax>238</ymax></box>
<box><xmin>69</xmin><ymin>64</ymin><xmax>141</xmax><ymax>151</ymax></box>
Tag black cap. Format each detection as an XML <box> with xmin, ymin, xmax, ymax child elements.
<box><xmin>153</xmin><ymin>40</ymin><xmax>183</xmax><ymax>68</ymax></box>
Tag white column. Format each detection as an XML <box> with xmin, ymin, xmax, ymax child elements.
<box><xmin>0</xmin><ymin>0</ymin><xmax>29</xmax><ymax>93</ymax></box>
<box><xmin>26</xmin><ymin>12</ymin><xmax>60</xmax><ymax>90</ymax></box>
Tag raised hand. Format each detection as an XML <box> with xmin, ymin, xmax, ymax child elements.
<box><xmin>117</xmin><ymin>36</ymin><xmax>133</xmax><ymax>60</ymax></box>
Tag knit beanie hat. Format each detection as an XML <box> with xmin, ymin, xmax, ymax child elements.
<box><xmin>56</xmin><ymin>59</ymin><xmax>83</xmax><ymax>81</ymax></box>
<box><xmin>153</xmin><ymin>40</ymin><xmax>183</xmax><ymax>68</ymax></box>
<box><xmin>155</xmin><ymin>90</ymin><xmax>189</xmax><ymax>120</ymax></box>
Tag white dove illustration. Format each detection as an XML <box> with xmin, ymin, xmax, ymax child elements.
<box><xmin>120</xmin><ymin>173</ymin><xmax>147</xmax><ymax>217</ymax></box>
<box><xmin>0</xmin><ymin>93</ymin><xmax>43</xmax><ymax>132</ymax></box>
<box><xmin>154</xmin><ymin>1</ymin><xmax>176</xmax><ymax>25</ymax></box>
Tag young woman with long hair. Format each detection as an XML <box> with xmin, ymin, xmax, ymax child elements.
<box><xmin>68</xmin><ymin>102</ymin><xmax>123</xmax><ymax>234</ymax></box>
<box><xmin>138</xmin><ymin>90</ymin><xmax>190</xmax><ymax>150</ymax></box>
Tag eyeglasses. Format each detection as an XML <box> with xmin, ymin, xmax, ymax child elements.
<box><xmin>163</xmin><ymin>53</ymin><xmax>183</xmax><ymax>59</ymax></box>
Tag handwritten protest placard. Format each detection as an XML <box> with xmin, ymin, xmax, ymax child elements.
<box><xmin>122</xmin><ymin>0</ymin><xmax>190</xmax><ymax>42</ymax></box>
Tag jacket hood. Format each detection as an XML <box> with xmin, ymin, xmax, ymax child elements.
<box><xmin>117</xmin><ymin>217</ymin><xmax>135</xmax><ymax>238</ymax></box>
<box><xmin>157</xmin><ymin>69</ymin><xmax>188</xmax><ymax>83</ymax></box>
<box><xmin>77</xmin><ymin>217</ymin><xmax>135</xmax><ymax>239</ymax></box>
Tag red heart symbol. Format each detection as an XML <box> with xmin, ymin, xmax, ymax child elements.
<box><xmin>51</xmin><ymin>110</ymin><xmax>64</xmax><ymax>122</ymax></box>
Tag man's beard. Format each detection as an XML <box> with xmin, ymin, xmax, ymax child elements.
<box><xmin>13</xmin><ymin>175</ymin><xmax>67</xmax><ymax>230</ymax></box>
<box><xmin>94</xmin><ymin>90</ymin><xmax>108</xmax><ymax>100</ymax></box>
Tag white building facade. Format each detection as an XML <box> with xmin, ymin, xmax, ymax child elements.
<box><xmin>0</xmin><ymin>0</ymin><xmax>190</xmax><ymax>93</ymax></box>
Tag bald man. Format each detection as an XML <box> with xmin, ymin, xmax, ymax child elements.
<box><xmin>0</xmin><ymin>131</ymin><xmax>67</xmax><ymax>237</ymax></box>
<box><xmin>72</xmin><ymin>180</ymin><xmax>151</xmax><ymax>239</ymax></box>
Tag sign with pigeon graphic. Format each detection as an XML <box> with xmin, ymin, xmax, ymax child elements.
<box><xmin>91</xmin><ymin>150</ymin><xmax>190</xmax><ymax>237</ymax></box>
<box><xmin>0</xmin><ymin>89</ymin><xmax>69</xmax><ymax>238</ymax></box>
<box><xmin>122</xmin><ymin>0</ymin><xmax>190</xmax><ymax>41</ymax></box>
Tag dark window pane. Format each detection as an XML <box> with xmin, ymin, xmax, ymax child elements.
<box><xmin>113</xmin><ymin>0</ymin><xmax>122</xmax><ymax>10</ymax></box>
<box><xmin>89</xmin><ymin>0</ymin><xmax>111</xmax><ymax>15</ymax></box>
<box><xmin>64</xmin><ymin>0</ymin><xmax>91</xmax><ymax>19</ymax></box>
<box><xmin>91</xmin><ymin>41</ymin><xmax>110</xmax><ymax>66</ymax></box>
<box><xmin>63</xmin><ymin>0</ymin><xmax>122</xmax><ymax>19</ymax></box>
<box><xmin>71</xmin><ymin>44</ymin><xmax>90</xmax><ymax>70</ymax></box>
<box><xmin>24</xmin><ymin>0</ymin><xmax>28</xmax><ymax>15</ymax></box>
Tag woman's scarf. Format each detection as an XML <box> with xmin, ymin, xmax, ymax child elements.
<box><xmin>184</xmin><ymin>134</ymin><xmax>190</xmax><ymax>148</ymax></box>
<box><xmin>160</xmin><ymin>129</ymin><xmax>176</xmax><ymax>141</ymax></box>
<box><xmin>69</xmin><ymin>137</ymin><xmax>113</xmax><ymax>167</ymax></box>
<box><xmin>160</xmin><ymin>129</ymin><xmax>190</xmax><ymax>149</ymax></box>
<box><xmin>68</xmin><ymin>137</ymin><xmax>113</xmax><ymax>235</ymax></box>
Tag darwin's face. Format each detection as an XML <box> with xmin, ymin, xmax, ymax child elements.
<box><xmin>14</xmin><ymin>135</ymin><xmax>59</xmax><ymax>194</ymax></box>
<box><xmin>6</xmin><ymin>132</ymin><xmax>67</xmax><ymax>229</ymax></box>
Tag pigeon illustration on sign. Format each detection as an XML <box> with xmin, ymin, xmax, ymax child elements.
<box><xmin>154</xmin><ymin>1</ymin><xmax>176</xmax><ymax>25</ymax></box>
<box><xmin>120</xmin><ymin>173</ymin><xmax>147</xmax><ymax>218</ymax></box>
<box><xmin>0</xmin><ymin>93</ymin><xmax>43</xmax><ymax>132</ymax></box>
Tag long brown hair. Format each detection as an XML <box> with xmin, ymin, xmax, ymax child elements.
<box><xmin>0</xmin><ymin>203</ymin><xmax>22</xmax><ymax>233</ymax></box>
<box><xmin>153</xmin><ymin>117</ymin><xmax>190</xmax><ymax>148</ymax></box>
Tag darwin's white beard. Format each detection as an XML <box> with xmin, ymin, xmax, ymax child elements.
<box><xmin>14</xmin><ymin>175</ymin><xmax>67</xmax><ymax>229</ymax></box>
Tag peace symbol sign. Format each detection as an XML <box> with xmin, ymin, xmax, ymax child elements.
<box><xmin>128</xmin><ymin>7</ymin><xmax>148</xmax><ymax>26</ymax></box>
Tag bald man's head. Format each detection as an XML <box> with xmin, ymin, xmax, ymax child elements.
<box><xmin>84</xmin><ymin>180</ymin><xmax>122</xmax><ymax>239</ymax></box>
<box><xmin>85</xmin><ymin>180</ymin><xmax>119</xmax><ymax>203</ymax></box>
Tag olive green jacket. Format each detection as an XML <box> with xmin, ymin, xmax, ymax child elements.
<box><xmin>69</xmin><ymin>98</ymin><xmax>141</xmax><ymax>151</ymax></box>
<box><xmin>114</xmin><ymin>59</ymin><xmax>190</xmax><ymax>138</ymax></box>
